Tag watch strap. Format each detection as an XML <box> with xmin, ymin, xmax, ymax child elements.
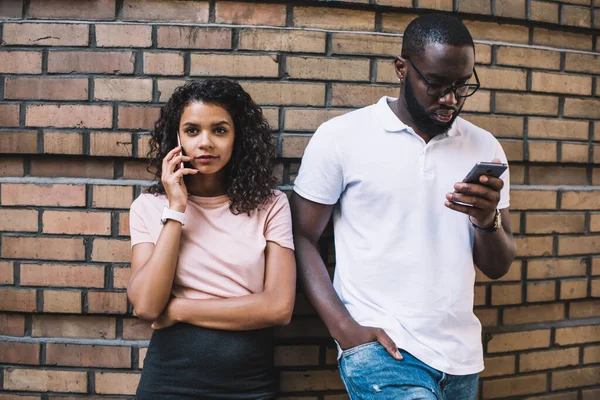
<box><xmin>161</xmin><ymin>206</ymin><xmax>185</xmax><ymax>226</ymax></box>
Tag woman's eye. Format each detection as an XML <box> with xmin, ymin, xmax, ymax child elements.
<box><xmin>215</xmin><ymin>128</ymin><xmax>227</xmax><ymax>135</ymax></box>
<box><xmin>186</xmin><ymin>129</ymin><xmax>198</xmax><ymax>135</ymax></box>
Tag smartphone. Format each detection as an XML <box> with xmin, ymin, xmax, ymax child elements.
<box><xmin>176</xmin><ymin>133</ymin><xmax>184</xmax><ymax>170</ymax></box>
<box><xmin>452</xmin><ymin>162</ymin><xmax>507</xmax><ymax>206</ymax></box>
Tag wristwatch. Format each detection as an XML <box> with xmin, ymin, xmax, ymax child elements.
<box><xmin>161</xmin><ymin>206</ymin><xmax>185</xmax><ymax>226</ymax></box>
<box><xmin>470</xmin><ymin>209</ymin><xmax>501</xmax><ymax>233</ymax></box>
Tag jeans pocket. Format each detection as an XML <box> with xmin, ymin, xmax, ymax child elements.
<box><xmin>341</xmin><ymin>341</ymin><xmax>379</xmax><ymax>358</ymax></box>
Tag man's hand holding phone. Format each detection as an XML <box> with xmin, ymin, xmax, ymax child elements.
<box><xmin>444</xmin><ymin>158</ymin><xmax>505</xmax><ymax>228</ymax></box>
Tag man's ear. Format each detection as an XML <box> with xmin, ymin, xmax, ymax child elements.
<box><xmin>394</xmin><ymin>56</ymin><xmax>407</xmax><ymax>82</ymax></box>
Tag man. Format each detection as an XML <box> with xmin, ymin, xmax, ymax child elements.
<box><xmin>290</xmin><ymin>14</ymin><xmax>517</xmax><ymax>399</ymax></box>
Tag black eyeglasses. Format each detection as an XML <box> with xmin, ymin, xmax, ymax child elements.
<box><xmin>407</xmin><ymin>59</ymin><xmax>480</xmax><ymax>99</ymax></box>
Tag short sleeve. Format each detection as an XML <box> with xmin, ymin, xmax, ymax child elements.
<box><xmin>264</xmin><ymin>192</ymin><xmax>294</xmax><ymax>250</ymax></box>
<box><xmin>293</xmin><ymin>122</ymin><xmax>344</xmax><ymax>205</ymax></box>
<box><xmin>129</xmin><ymin>195</ymin><xmax>155</xmax><ymax>247</ymax></box>
<box><xmin>495</xmin><ymin>140</ymin><xmax>510</xmax><ymax>210</ymax></box>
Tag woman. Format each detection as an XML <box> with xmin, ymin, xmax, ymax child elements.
<box><xmin>128</xmin><ymin>79</ymin><xmax>296</xmax><ymax>399</ymax></box>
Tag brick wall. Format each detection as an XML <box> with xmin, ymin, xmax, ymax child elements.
<box><xmin>0</xmin><ymin>0</ymin><xmax>598</xmax><ymax>399</ymax></box>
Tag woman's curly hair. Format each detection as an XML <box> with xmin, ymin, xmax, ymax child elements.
<box><xmin>147</xmin><ymin>79</ymin><xmax>276</xmax><ymax>215</ymax></box>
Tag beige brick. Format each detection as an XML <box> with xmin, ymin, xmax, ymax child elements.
<box><xmin>481</xmin><ymin>355</ymin><xmax>515</xmax><ymax>378</ymax></box>
<box><xmin>483</xmin><ymin>374</ymin><xmax>547</xmax><ymax>398</ymax></box>
<box><xmin>381</xmin><ymin>13</ymin><xmax>418</xmax><ymax>33</ymax></box>
<box><xmin>562</xmin><ymin>143</ymin><xmax>589</xmax><ymax>163</ymax></box>
<box><xmin>113</xmin><ymin>267</ymin><xmax>131</xmax><ymax>289</ymax></box>
<box><xmin>216</xmin><ymin>1</ymin><xmax>285</xmax><ymax>25</ymax></box>
<box><xmin>87</xmin><ymin>291</ymin><xmax>127</xmax><ymax>314</ymax></box>
<box><xmin>242</xmin><ymin>82</ymin><xmax>326</xmax><ymax>106</ymax></box>
<box><xmin>528</xmin><ymin>141</ymin><xmax>557</xmax><ymax>162</ymax></box>
<box><xmin>560</xmin><ymin>279</ymin><xmax>588</xmax><ymax>299</ymax></box>
<box><xmin>0</xmin><ymin>262</ymin><xmax>14</xmax><ymax>284</ymax></box>
<box><xmin>96</xmin><ymin>24</ymin><xmax>152</xmax><ymax>47</ymax></box>
<box><xmin>491</xmin><ymin>284</ymin><xmax>522</xmax><ymax>306</ymax></box>
<box><xmin>5</xmin><ymin>77</ymin><xmax>88</xmax><ymax>101</ymax></box>
<box><xmin>2</xmin><ymin>23</ymin><xmax>88</xmax><ymax>46</ymax></box>
<box><xmin>515</xmin><ymin>236</ymin><xmax>553</xmax><ymax>257</ymax></box>
<box><xmin>528</xmin><ymin>258</ymin><xmax>587</xmax><ymax>279</ymax></box>
<box><xmin>528</xmin><ymin>118</ymin><xmax>589</xmax><ymax>140</ymax></box>
<box><xmin>571</xmin><ymin>300</ymin><xmax>600</xmax><ymax>319</ymax></box>
<box><xmin>552</xmin><ymin>366</ymin><xmax>600</xmax><ymax>390</ymax></box>
<box><xmin>526</xmin><ymin>213</ymin><xmax>585</xmax><ymax>234</ymax></box>
<box><xmin>460</xmin><ymin>0</ymin><xmax>491</xmax><ymax>14</ymax></box>
<box><xmin>565</xmin><ymin>53</ymin><xmax>600</xmax><ymax>74</ymax></box>
<box><xmin>275</xmin><ymin>345</ymin><xmax>320</xmax><ymax>366</ymax></box>
<box><xmin>332</xmin><ymin>33</ymin><xmax>402</xmax><ymax>55</ymax></box>
<box><xmin>556</xmin><ymin>325</ymin><xmax>600</xmax><ymax>345</ymax></box>
<box><xmin>464</xmin><ymin>20</ymin><xmax>529</xmax><ymax>44</ymax></box>
<box><xmin>43</xmin><ymin>290</ymin><xmax>82</xmax><ymax>313</ymax></box>
<box><xmin>416</xmin><ymin>0</ymin><xmax>453</xmax><ymax>9</ymax></box>
<box><xmin>496</xmin><ymin>46</ymin><xmax>560</xmax><ymax>70</ymax></box>
<box><xmin>562</xmin><ymin>191</ymin><xmax>600</xmax><ymax>210</ymax></box>
<box><xmin>488</xmin><ymin>330</ymin><xmax>551</xmax><ymax>353</ymax></box>
<box><xmin>474</xmin><ymin>285</ymin><xmax>486</xmax><ymax>306</ymax></box>
<box><xmin>511</xmin><ymin>189</ymin><xmax>557</xmax><ymax>210</ymax></box>
<box><xmin>477</xmin><ymin>67</ymin><xmax>527</xmax><ymax>90</ymax></box>
<box><xmin>584</xmin><ymin>345</ymin><xmax>600</xmax><ymax>364</ymax></box>
<box><xmin>0</xmin><ymin>51</ymin><xmax>42</xmax><ymax>74</ymax></box>
<box><xmin>563</xmin><ymin>5</ymin><xmax>592</xmax><ymax>27</ymax></box>
<box><xmin>332</xmin><ymin>84</ymin><xmax>398</xmax><ymax>107</ymax></box>
<box><xmin>532</xmin><ymin>72</ymin><xmax>592</xmax><ymax>95</ymax></box>
<box><xmin>143</xmin><ymin>52</ymin><xmax>184</xmax><ymax>75</ymax></box>
<box><xmin>4</xmin><ymin>369</ymin><xmax>87</xmax><ymax>392</ymax></box>
<box><xmin>239</xmin><ymin>29</ymin><xmax>326</xmax><ymax>53</ymax></box>
<box><xmin>287</xmin><ymin>57</ymin><xmax>369</xmax><ymax>81</ymax></box>
<box><xmin>462</xmin><ymin>90</ymin><xmax>491</xmax><ymax>112</ymax></box>
<box><xmin>500</xmin><ymin>139</ymin><xmax>524</xmax><ymax>161</ymax></box>
<box><xmin>591</xmin><ymin>213</ymin><xmax>600</xmax><ymax>232</ymax></box>
<box><xmin>156</xmin><ymin>26</ymin><xmax>231</xmax><ymax>49</ymax></box>
<box><xmin>559</xmin><ymin>235</ymin><xmax>600</xmax><ymax>256</ymax></box>
<box><xmin>190</xmin><ymin>54</ymin><xmax>278</xmax><ymax>77</ymax></box>
<box><xmin>94</xmin><ymin>78</ymin><xmax>153</xmax><ymax>102</ymax></box>
<box><xmin>527</xmin><ymin>281</ymin><xmax>556</xmax><ymax>302</ymax></box>
<box><xmin>464</xmin><ymin>115</ymin><xmax>523</xmax><ymax>138</ymax></box>
<box><xmin>530</xmin><ymin>0</ymin><xmax>559</xmax><ymax>23</ymax></box>
<box><xmin>534</xmin><ymin>28</ymin><xmax>592</xmax><ymax>51</ymax></box>
<box><xmin>520</xmin><ymin>348</ymin><xmax>579</xmax><ymax>372</ymax></box>
<box><xmin>564</xmin><ymin>98</ymin><xmax>600</xmax><ymax>119</ymax></box>
<box><xmin>503</xmin><ymin>303</ymin><xmax>564</xmax><ymax>325</ymax></box>
<box><xmin>495</xmin><ymin>93</ymin><xmax>558</xmax><ymax>116</ymax></box>
<box><xmin>285</xmin><ymin>109</ymin><xmax>349</xmax><ymax>131</ymax></box>
<box><xmin>48</xmin><ymin>51</ymin><xmax>134</xmax><ymax>74</ymax></box>
<box><xmin>474</xmin><ymin>308</ymin><xmax>498</xmax><ymax>327</ymax></box>
<box><xmin>529</xmin><ymin>166</ymin><xmax>587</xmax><ymax>185</ymax></box>
<box><xmin>495</xmin><ymin>0</ymin><xmax>526</xmax><ymax>18</ymax></box>
<box><xmin>123</xmin><ymin>0</ymin><xmax>209</xmax><ymax>22</ymax></box>
<box><xmin>475</xmin><ymin>44</ymin><xmax>492</xmax><ymax>64</ymax></box>
<box><xmin>282</xmin><ymin>135</ymin><xmax>311</xmax><ymax>158</ymax></box>
<box><xmin>294</xmin><ymin>7</ymin><xmax>375</xmax><ymax>30</ymax></box>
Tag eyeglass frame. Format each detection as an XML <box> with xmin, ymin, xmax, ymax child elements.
<box><xmin>405</xmin><ymin>58</ymin><xmax>480</xmax><ymax>99</ymax></box>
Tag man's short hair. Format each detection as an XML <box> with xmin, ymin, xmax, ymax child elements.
<box><xmin>401</xmin><ymin>14</ymin><xmax>474</xmax><ymax>59</ymax></box>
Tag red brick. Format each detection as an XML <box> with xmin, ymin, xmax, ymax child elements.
<box><xmin>559</xmin><ymin>235</ymin><xmax>600</xmax><ymax>256</ymax></box>
<box><xmin>527</xmin><ymin>281</ymin><xmax>556</xmax><ymax>302</ymax></box>
<box><xmin>26</xmin><ymin>104</ymin><xmax>112</xmax><ymax>129</ymax></box>
<box><xmin>113</xmin><ymin>266</ymin><xmax>131</xmax><ymax>289</ymax></box>
<box><xmin>294</xmin><ymin>7</ymin><xmax>375</xmax><ymax>31</ymax></box>
<box><xmin>0</xmin><ymin>183</ymin><xmax>82</xmax><ymax>207</ymax></box>
<box><xmin>2</xmin><ymin>236</ymin><xmax>85</xmax><ymax>261</ymax></box>
<box><xmin>487</xmin><ymin>330</ymin><xmax>551</xmax><ymax>353</ymax></box>
<box><xmin>123</xmin><ymin>318</ymin><xmax>153</xmax><ymax>340</ymax></box>
<box><xmin>94</xmin><ymin>78</ymin><xmax>152</xmax><ymax>102</ymax></box>
<box><xmin>0</xmin><ymin>261</ymin><xmax>13</xmax><ymax>284</ymax></box>
<box><xmin>5</xmin><ymin>77</ymin><xmax>88</xmax><ymax>101</ymax></box>
<box><xmin>503</xmin><ymin>303</ymin><xmax>564</xmax><ymax>324</ymax></box>
<box><xmin>2</xmin><ymin>23</ymin><xmax>88</xmax><ymax>46</ymax></box>
<box><xmin>0</xmin><ymin>209</ymin><xmax>38</xmax><ymax>232</ymax></box>
<box><xmin>0</xmin><ymin>131</ymin><xmax>38</xmax><ymax>154</ymax></box>
<box><xmin>123</xmin><ymin>161</ymin><xmax>153</xmax><ymax>180</ymax></box>
<box><xmin>287</xmin><ymin>57</ymin><xmax>370</xmax><ymax>81</ymax></box>
<box><xmin>280</xmin><ymin>370</ymin><xmax>345</xmax><ymax>392</ymax></box>
<box><xmin>0</xmin><ymin>157</ymin><xmax>24</xmax><ymax>177</ymax></box>
<box><xmin>483</xmin><ymin>374</ymin><xmax>547</xmax><ymax>398</ymax></box>
<box><xmin>239</xmin><ymin>29</ymin><xmax>326</xmax><ymax>53</ymax></box>
<box><xmin>43</xmin><ymin>131</ymin><xmax>83</xmax><ymax>155</ymax></box>
<box><xmin>87</xmin><ymin>291</ymin><xmax>128</xmax><ymax>314</ymax></box>
<box><xmin>0</xmin><ymin>51</ymin><xmax>42</xmax><ymax>73</ymax></box>
<box><xmin>96</xmin><ymin>24</ymin><xmax>152</xmax><ymax>47</ymax></box>
<box><xmin>0</xmin><ymin>1</ymin><xmax>23</xmax><ymax>18</ymax></box>
<box><xmin>137</xmin><ymin>134</ymin><xmax>153</xmax><ymax>158</ymax></box>
<box><xmin>46</xmin><ymin>343</ymin><xmax>130</xmax><ymax>368</ymax></box>
<box><xmin>190</xmin><ymin>54</ymin><xmax>279</xmax><ymax>77</ymax></box>
<box><xmin>20</xmin><ymin>263</ymin><xmax>104</xmax><ymax>288</ymax></box>
<box><xmin>118</xmin><ymin>105</ymin><xmax>161</xmax><ymax>130</ymax></box>
<box><xmin>42</xmin><ymin>210</ymin><xmax>111</xmax><ymax>235</ymax></box>
<box><xmin>29</xmin><ymin>0</ymin><xmax>115</xmax><ymax>19</ymax></box>
<box><xmin>29</xmin><ymin>157</ymin><xmax>114</xmax><ymax>179</ymax></box>
<box><xmin>564</xmin><ymin>98</ymin><xmax>600</xmax><ymax>119</ymax></box>
<box><xmin>43</xmin><ymin>290</ymin><xmax>82</xmax><ymax>313</ymax></box>
<box><xmin>242</xmin><ymin>82</ymin><xmax>326</xmax><ymax>106</ymax></box>
<box><xmin>48</xmin><ymin>51</ymin><xmax>134</xmax><ymax>74</ymax></box>
<box><xmin>91</xmin><ymin>238</ymin><xmax>131</xmax><ymax>263</ymax></box>
<box><xmin>143</xmin><ymin>52</ymin><xmax>184</xmax><ymax>75</ymax></box>
<box><xmin>123</xmin><ymin>0</ymin><xmax>209</xmax><ymax>22</ymax></box>
<box><xmin>0</xmin><ymin>313</ymin><xmax>25</xmax><ymax>336</ymax></box>
<box><xmin>0</xmin><ymin>104</ymin><xmax>20</xmax><ymax>127</ymax></box>
<box><xmin>556</xmin><ymin>325</ymin><xmax>600</xmax><ymax>345</ymax></box>
<box><xmin>90</xmin><ymin>132</ymin><xmax>134</xmax><ymax>157</ymax></box>
<box><xmin>533</xmin><ymin>28</ymin><xmax>592</xmax><ymax>51</ymax></box>
<box><xmin>4</xmin><ymin>368</ymin><xmax>87</xmax><ymax>392</ymax></box>
<box><xmin>552</xmin><ymin>366</ymin><xmax>600</xmax><ymax>390</ymax></box>
<box><xmin>530</xmin><ymin>0</ymin><xmax>559</xmax><ymax>23</ymax></box>
<box><xmin>0</xmin><ymin>288</ymin><xmax>36</xmax><ymax>312</ymax></box>
<box><xmin>481</xmin><ymin>355</ymin><xmax>515</xmax><ymax>377</ymax></box>
<box><xmin>92</xmin><ymin>185</ymin><xmax>134</xmax><ymax>208</ymax></box>
<box><xmin>0</xmin><ymin>341</ymin><xmax>39</xmax><ymax>365</ymax></box>
<box><xmin>528</xmin><ymin>118</ymin><xmax>589</xmax><ymax>140</ymax></box>
<box><xmin>216</xmin><ymin>2</ymin><xmax>285</xmax><ymax>25</ymax></box>
<box><xmin>95</xmin><ymin>372</ymin><xmax>140</xmax><ymax>395</ymax></box>
<box><xmin>33</xmin><ymin>315</ymin><xmax>116</xmax><ymax>339</ymax></box>
<box><xmin>139</xmin><ymin>347</ymin><xmax>148</xmax><ymax>368</ymax></box>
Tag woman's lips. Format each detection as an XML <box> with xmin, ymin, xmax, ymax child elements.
<box><xmin>196</xmin><ymin>155</ymin><xmax>218</xmax><ymax>164</ymax></box>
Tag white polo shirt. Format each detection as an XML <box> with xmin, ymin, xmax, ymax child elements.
<box><xmin>294</xmin><ymin>96</ymin><xmax>510</xmax><ymax>375</ymax></box>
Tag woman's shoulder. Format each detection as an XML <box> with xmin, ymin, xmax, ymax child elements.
<box><xmin>130</xmin><ymin>191</ymin><xmax>168</xmax><ymax>213</ymax></box>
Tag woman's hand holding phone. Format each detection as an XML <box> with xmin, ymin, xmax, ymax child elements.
<box><xmin>161</xmin><ymin>145</ymin><xmax>197</xmax><ymax>213</ymax></box>
<box><xmin>444</xmin><ymin>158</ymin><xmax>505</xmax><ymax>228</ymax></box>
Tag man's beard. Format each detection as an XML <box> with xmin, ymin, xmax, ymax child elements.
<box><xmin>403</xmin><ymin>77</ymin><xmax>460</xmax><ymax>138</ymax></box>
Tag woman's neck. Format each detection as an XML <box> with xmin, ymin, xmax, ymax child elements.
<box><xmin>185</xmin><ymin>172</ymin><xmax>227</xmax><ymax>197</ymax></box>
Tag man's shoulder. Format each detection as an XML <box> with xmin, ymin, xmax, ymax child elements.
<box><xmin>455</xmin><ymin>117</ymin><xmax>500</xmax><ymax>144</ymax></box>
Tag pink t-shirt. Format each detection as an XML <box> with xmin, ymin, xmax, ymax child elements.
<box><xmin>129</xmin><ymin>190</ymin><xmax>294</xmax><ymax>300</ymax></box>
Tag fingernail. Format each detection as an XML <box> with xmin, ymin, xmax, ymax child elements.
<box><xmin>481</xmin><ymin>176</ymin><xmax>488</xmax><ymax>182</ymax></box>
<box><xmin>446</xmin><ymin>193</ymin><xmax>453</xmax><ymax>200</ymax></box>
<box><xmin>445</xmin><ymin>201</ymin><xmax>452</xmax><ymax>207</ymax></box>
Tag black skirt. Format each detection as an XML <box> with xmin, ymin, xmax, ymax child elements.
<box><xmin>136</xmin><ymin>323</ymin><xmax>277</xmax><ymax>400</ymax></box>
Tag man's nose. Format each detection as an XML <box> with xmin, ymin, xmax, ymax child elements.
<box><xmin>438</xmin><ymin>88</ymin><xmax>458</xmax><ymax>106</ymax></box>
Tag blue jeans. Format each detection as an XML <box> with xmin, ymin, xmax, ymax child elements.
<box><xmin>338</xmin><ymin>342</ymin><xmax>478</xmax><ymax>400</ymax></box>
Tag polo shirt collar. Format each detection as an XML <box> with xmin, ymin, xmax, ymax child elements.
<box><xmin>374</xmin><ymin>96</ymin><xmax>461</xmax><ymax>138</ymax></box>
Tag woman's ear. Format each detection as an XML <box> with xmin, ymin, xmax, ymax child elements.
<box><xmin>394</xmin><ymin>56</ymin><xmax>407</xmax><ymax>82</ymax></box>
